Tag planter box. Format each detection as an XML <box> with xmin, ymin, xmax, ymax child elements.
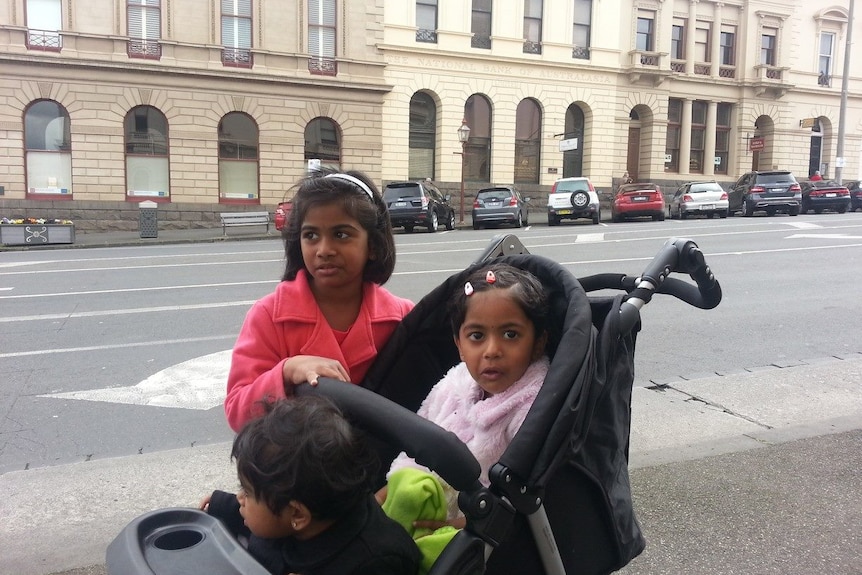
<box><xmin>0</xmin><ymin>224</ymin><xmax>76</xmax><ymax>246</ymax></box>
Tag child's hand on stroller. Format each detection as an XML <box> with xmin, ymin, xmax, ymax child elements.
<box><xmin>282</xmin><ymin>355</ymin><xmax>350</xmax><ymax>388</ymax></box>
<box><xmin>198</xmin><ymin>494</ymin><xmax>211</xmax><ymax>512</ymax></box>
<box><xmin>413</xmin><ymin>516</ymin><xmax>466</xmax><ymax>530</ymax></box>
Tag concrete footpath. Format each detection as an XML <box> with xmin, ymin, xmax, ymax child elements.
<box><xmin>2</xmin><ymin>356</ymin><xmax>860</xmax><ymax>575</ymax></box>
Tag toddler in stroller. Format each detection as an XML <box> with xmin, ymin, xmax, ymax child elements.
<box><xmin>107</xmin><ymin>236</ymin><xmax>721</xmax><ymax>575</ymax></box>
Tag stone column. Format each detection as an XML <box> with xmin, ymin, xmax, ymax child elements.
<box><xmin>680</xmin><ymin>99</ymin><xmax>692</xmax><ymax>175</ymax></box>
<box><xmin>704</xmin><ymin>101</ymin><xmax>718</xmax><ymax>176</ymax></box>
<box><xmin>711</xmin><ymin>3</ymin><xmax>723</xmax><ymax>77</ymax></box>
<box><xmin>686</xmin><ymin>0</ymin><xmax>698</xmax><ymax>74</ymax></box>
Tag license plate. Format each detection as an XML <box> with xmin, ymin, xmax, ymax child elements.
<box><xmin>701</xmin><ymin>204</ymin><xmax>714</xmax><ymax>210</ymax></box>
<box><xmin>632</xmin><ymin>196</ymin><xmax>648</xmax><ymax>202</ymax></box>
<box><xmin>769</xmin><ymin>188</ymin><xmax>783</xmax><ymax>192</ymax></box>
<box><xmin>825</xmin><ymin>193</ymin><xmax>836</xmax><ymax>197</ymax></box>
<box><xmin>557</xmin><ymin>209</ymin><xmax>573</xmax><ymax>215</ymax></box>
<box><xmin>486</xmin><ymin>202</ymin><xmax>501</xmax><ymax>207</ymax></box>
<box><xmin>394</xmin><ymin>201</ymin><xmax>407</xmax><ymax>207</ymax></box>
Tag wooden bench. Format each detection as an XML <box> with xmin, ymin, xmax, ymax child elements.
<box><xmin>219</xmin><ymin>212</ymin><xmax>271</xmax><ymax>235</ymax></box>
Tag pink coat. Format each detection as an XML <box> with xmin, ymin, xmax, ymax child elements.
<box><xmin>389</xmin><ymin>357</ymin><xmax>549</xmax><ymax>488</ymax></box>
<box><xmin>225</xmin><ymin>270</ymin><xmax>413</xmax><ymax>431</ymax></box>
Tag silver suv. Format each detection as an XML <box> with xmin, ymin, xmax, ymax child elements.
<box><xmin>547</xmin><ymin>177</ymin><xmax>601</xmax><ymax>225</ymax></box>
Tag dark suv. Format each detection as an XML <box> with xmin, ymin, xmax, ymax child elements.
<box><xmin>847</xmin><ymin>180</ymin><xmax>862</xmax><ymax>212</ymax></box>
<box><xmin>728</xmin><ymin>171</ymin><xmax>801</xmax><ymax>217</ymax></box>
<box><xmin>383</xmin><ymin>181</ymin><xmax>456</xmax><ymax>233</ymax></box>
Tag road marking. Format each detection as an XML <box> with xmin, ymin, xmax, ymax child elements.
<box><xmin>785</xmin><ymin>221</ymin><xmax>823</xmax><ymax>229</ymax></box>
<box><xmin>0</xmin><ymin>281</ymin><xmax>273</xmax><ymax>299</ymax></box>
<box><xmin>575</xmin><ymin>233</ymin><xmax>605</xmax><ymax>243</ymax></box>
<box><xmin>39</xmin><ymin>350</ymin><xmax>231</xmax><ymax>410</ymax></box>
<box><xmin>786</xmin><ymin>233</ymin><xmax>862</xmax><ymax>240</ymax></box>
<box><xmin>0</xmin><ymin>299</ymin><xmax>255</xmax><ymax>323</ymax></box>
<box><xmin>0</xmin><ymin>335</ymin><xmax>235</xmax><ymax>358</ymax></box>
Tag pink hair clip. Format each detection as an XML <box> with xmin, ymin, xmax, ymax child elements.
<box><xmin>485</xmin><ymin>270</ymin><xmax>496</xmax><ymax>284</ymax></box>
<box><xmin>464</xmin><ymin>281</ymin><xmax>474</xmax><ymax>296</ymax></box>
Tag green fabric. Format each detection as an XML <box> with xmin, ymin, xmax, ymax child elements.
<box><xmin>383</xmin><ymin>468</ymin><xmax>459</xmax><ymax>574</ymax></box>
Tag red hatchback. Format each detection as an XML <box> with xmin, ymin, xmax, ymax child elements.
<box><xmin>274</xmin><ymin>200</ymin><xmax>292</xmax><ymax>231</ymax></box>
<box><xmin>611</xmin><ymin>183</ymin><xmax>666</xmax><ymax>222</ymax></box>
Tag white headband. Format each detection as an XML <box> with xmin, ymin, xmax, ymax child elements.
<box><xmin>324</xmin><ymin>173</ymin><xmax>375</xmax><ymax>201</ymax></box>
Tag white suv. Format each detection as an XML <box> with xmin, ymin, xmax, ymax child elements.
<box><xmin>547</xmin><ymin>177</ymin><xmax>601</xmax><ymax>225</ymax></box>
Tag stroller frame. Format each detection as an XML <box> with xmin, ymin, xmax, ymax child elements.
<box><xmin>106</xmin><ymin>236</ymin><xmax>721</xmax><ymax>575</ymax></box>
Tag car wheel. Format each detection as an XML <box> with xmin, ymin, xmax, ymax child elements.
<box><xmin>445</xmin><ymin>211</ymin><xmax>455</xmax><ymax>231</ymax></box>
<box><xmin>516</xmin><ymin>211</ymin><xmax>523</xmax><ymax>228</ymax></box>
<box><xmin>427</xmin><ymin>211</ymin><xmax>438</xmax><ymax>232</ymax></box>
<box><xmin>472</xmin><ymin>221</ymin><xmax>481</xmax><ymax>230</ymax></box>
<box><xmin>548</xmin><ymin>215</ymin><xmax>560</xmax><ymax>226</ymax></box>
<box><xmin>592</xmin><ymin>211</ymin><xmax>600</xmax><ymax>224</ymax></box>
<box><xmin>612</xmin><ymin>212</ymin><xmax>622</xmax><ymax>223</ymax></box>
<box><xmin>741</xmin><ymin>200</ymin><xmax>752</xmax><ymax>217</ymax></box>
<box><xmin>814</xmin><ymin>208</ymin><xmax>823</xmax><ymax>215</ymax></box>
<box><xmin>837</xmin><ymin>206</ymin><xmax>847</xmax><ymax>214</ymax></box>
<box><xmin>570</xmin><ymin>191</ymin><xmax>590</xmax><ymax>209</ymax></box>
<box><xmin>404</xmin><ymin>224</ymin><xmax>414</xmax><ymax>233</ymax></box>
<box><xmin>789</xmin><ymin>206</ymin><xmax>800</xmax><ymax>216</ymax></box>
<box><xmin>719</xmin><ymin>210</ymin><xmax>728</xmax><ymax>218</ymax></box>
<box><xmin>680</xmin><ymin>210</ymin><xmax>687</xmax><ymax>220</ymax></box>
<box><xmin>766</xmin><ymin>208</ymin><xmax>777</xmax><ymax>216</ymax></box>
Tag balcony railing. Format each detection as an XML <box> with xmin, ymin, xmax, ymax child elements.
<box><xmin>719</xmin><ymin>65</ymin><xmax>736</xmax><ymax>78</ymax></box>
<box><xmin>694</xmin><ymin>63</ymin><xmax>711</xmax><ymax>75</ymax></box>
<box><xmin>127</xmin><ymin>39</ymin><xmax>162</xmax><ymax>60</ymax></box>
<box><xmin>523</xmin><ymin>40</ymin><xmax>542</xmax><ymax>55</ymax></box>
<box><xmin>471</xmin><ymin>34</ymin><xmax>491</xmax><ymax>49</ymax></box>
<box><xmin>670</xmin><ymin>60</ymin><xmax>685</xmax><ymax>73</ymax></box>
<box><xmin>636</xmin><ymin>51</ymin><xmax>661</xmax><ymax>67</ymax></box>
<box><xmin>26</xmin><ymin>29</ymin><xmax>62</xmax><ymax>51</ymax></box>
<box><xmin>572</xmin><ymin>45</ymin><xmax>590</xmax><ymax>60</ymax></box>
<box><xmin>416</xmin><ymin>28</ymin><xmax>437</xmax><ymax>43</ymax></box>
<box><xmin>817</xmin><ymin>72</ymin><xmax>831</xmax><ymax>87</ymax></box>
<box><xmin>222</xmin><ymin>47</ymin><xmax>253</xmax><ymax>68</ymax></box>
<box><xmin>309</xmin><ymin>57</ymin><xmax>337</xmax><ymax>76</ymax></box>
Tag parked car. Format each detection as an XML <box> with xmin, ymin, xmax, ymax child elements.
<box><xmin>847</xmin><ymin>180</ymin><xmax>862</xmax><ymax>212</ymax></box>
<box><xmin>611</xmin><ymin>182</ymin><xmax>665</xmax><ymax>222</ymax></box>
<box><xmin>383</xmin><ymin>180</ymin><xmax>456</xmax><ymax>233</ymax></box>
<box><xmin>668</xmin><ymin>181</ymin><xmax>729</xmax><ymax>219</ymax></box>
<box><xmin>728</xmin><ymin>170</ymin><xmax>801</xmax><ymax>217</ymax></box>
<box><xmin>274</xmin><ymin>199</ymin><xmax>292</xmax><ymax>231</ymax></box>
<box><xmin>547</xmin><ymin>177</ymin><xmax>601</xmax><ymax>225</ymax></box>
<box><xmin>798</xmin><ymin>180</ymin><xmax>851</xmax><ymax>214</ymax></box>
<box><xmin>472</xmin><ymin>186</ymin><xmax>529</xmax><ymax>229</ymax></box>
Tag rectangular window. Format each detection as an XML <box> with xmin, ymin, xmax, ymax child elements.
<box><xmin>694</xmin><ymin>24</ymin><xmax>710</xmax><ymax>62</ymax></box>
<box><xmin>636</xmin><ymin>15</ymin><xmax>654</xmax><ymax>52</ymax></box>
<box><xmin>665</xmin><ymin>98</ymin><xmax>681</xmax><ymax>172</ymax></box>
<box><xmin>715</xmin><ymin>103</ymin><xmax>731</xmax><ymax>175</ymax></box>
<box><xmin>26</xmin><ymin>0</ymin><xmax>62</xmax><ymax>50</ymax></box>
<box><xmin>417</xmin><ymin>0</ymin><xmax>438</xmax><ymax>43</ymax></box>
<box><xmin>523</xmin><ymin>0</ymin><xmax>543</xmax><ymax>54</ymax></box>
<box><xmin>222</xmin><ymin>0</ymin><xmax>252</xmax><ymax>67</ymax></box>
<box><xmin>471</xmin><ymin>0</ymin><xmax>492</xmax><ymax>49</ymax></box>
<box><xmin>720</xmin><ymin>28</ymin><xmax>735</xmax><ymax>65</ymax></box>
<box><xmin>761</xmin><ymin>28</ymin><xmax>777</xmax><ymax>66</ymax></box>
<box><xmin>572</xmin><ymin>0</ymin><xmax>591</xmax><ymax>59</ymax></box>
<box><xmin>309</xmin><ymin>0</ymin><xmax>336</xmax><ymax>74</ymax></box>
<box><xmin>690</xmin><ymin>101</ymin><xmax>707</xmax><ymax>174</ymax></box>
<box><xmin>818</xmin><ymin>32</ymin><xmax>834</xmax><ymax>86</ymax></box>
<box><xmin>128</xmin><ymin>0</ymin><xmax>161</xmax><ymax>59</ymax></box>
<box><xmin>671</xmin><ymin>22</ymin><xmax>684</xmax><ymax>60</ymax></box>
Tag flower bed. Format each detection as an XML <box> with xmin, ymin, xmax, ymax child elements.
<box><xmin>0</xmin><ymin>217</ymin><xmax>76</xmax><ymax>246</ymax></box>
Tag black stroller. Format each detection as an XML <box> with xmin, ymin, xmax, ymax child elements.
<box><xmin>107</xmin><ymin>236</ymin><xmax>721</xmax><ymax>575</ymax></box>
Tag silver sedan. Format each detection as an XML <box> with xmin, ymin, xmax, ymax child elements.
<box><xmin>669</xmin><ymin>181</ymin><xmax>729</xmax><ymax>219</ymax></box>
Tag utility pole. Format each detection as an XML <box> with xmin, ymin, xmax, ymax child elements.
<box><xmin>835</xmin><ymin>0</ymin><xmax>854</xmax><ymax>184</ymax></box>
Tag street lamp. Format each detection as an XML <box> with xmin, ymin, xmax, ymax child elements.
<box><xmin>457</xmin><ymin>119</ymin><xmax>471</xmax><ymax>223</ymax></box>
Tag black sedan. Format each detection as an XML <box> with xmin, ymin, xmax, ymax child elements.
<box><xmin>799</xmin><ymin>181</ymin><xmax>851</xmax><ymax>214</ymax></box>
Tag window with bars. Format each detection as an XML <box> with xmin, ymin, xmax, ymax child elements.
<box><xmin>219</xmin><ymin>112</ymin><xmax>259</xmax><ymax>202</ymax></box>
<box><xmin>128</xmin><ymin>0</ymin><xmax>161</xmax><ymax>59</ymax></box>
<box><xmin>689</xmin><ymin>101</ymin><xmax>707</xmax><ymax>173</ymax></box>
<box><xmin>523</xmin><ymin>0</ymin><xmax>543</xmax><ymax>54</ymax></box>
<box><xmin>417</xmin><ymin>0</ymin><xmax>438</xmax><ymax>43</ymax></box>
<box><xmin>309</xmin><ymin>0</ymin><xmax>337</xmax><ymax>74</ymax></box>
<box><xmin>572</xmin><ymin>0</ymin><xmax>591</xmax><ymax>59</ymax></box>
<box><xmin>818</xmin><ymin>32</ymin><xmax>834</xmax><ymax>86</ymax></box>
<box><xmin>125</xmin><ymin>106</ymin><xmax>170</xmax><ymax>201</ymax></box>
<box><xmin>665</xmin><ymin>98</ymin><xmax>681</xmax><ymax>172</ymax></box>
<box><xmin>222</xmin><ymin>0</ymin><xmax>252</xmax><ymax>67</ymax></box>
<box><xmin>304</xmin><ymin>118</ymin><xmax>341</xmax><ymax>169</ymax></box>
<box><xmin>714</xmin><ymin>103</ymin><xmax>731</xmax><ymax>175</ymax></box>
<box><xmin>26</xmin><ymin>0</ymin><xmax>62</xmax><ymax>50</ymax></box>
<box><xmin>471</xmin><ymin>0</ymin><xmax>491</xmax><ymax>49</ymax></box>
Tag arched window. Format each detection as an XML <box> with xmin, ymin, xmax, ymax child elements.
<box><xmin>408</xmin><ymin>92</ymin><xmax>436</xmax><ymax>180</ymax></box>
<box><xmin>304</xmin><ymin>117</ymin><xmax>341</xmax><ymax>171</ymax></box>
<box><xmin>514</xmin><ymin>98</ymin><xmax>541</xmax><ymax>184</ymax></box>
<box><xmin>24</xmin><ymin>100</ymin><xmax>72</xmax><ymax>199</ymax></box>
<box><xmin>219</xmin><ymin>112</ymin><xmax>259</xmax><ymax>202</ymax></box>
<box><xmin>563</xmin><ymin>104</ymin><xmax>585</xmax><ymax>177</ymax></box>
<box><xmin>124</xmin><ymin>105</ymin><xmax>170</xmax><ymax>201</ymax></box>
<box><xmin>464</xmin><ymin>94</ymin><xmax>491</xmax><ymax>182</ymax></box>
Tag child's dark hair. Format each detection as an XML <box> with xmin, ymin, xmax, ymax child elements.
<box><xmin>449</xmin><ymin>262</ymin><xmax>549</xmax><ymax>338</ymax></box>
<box><xmin>282</xmin><ymin>168</ymin><xmax>396</xmax><ymax>284</ymax></box>
<box><xmin>232</xmin><ymin>396</ymin><xmax>377</xmax><ymax>521</ymax></box>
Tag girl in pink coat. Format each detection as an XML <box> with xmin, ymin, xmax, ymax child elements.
<box><xmin>384</xmin><ymin>262</ymin><xmax>550</xmax><ymax>526</ymax></box>
<box><xmin>225</xmin><ymin>170</ymin><xmax>413</xmax><ymax>431</ymax></box>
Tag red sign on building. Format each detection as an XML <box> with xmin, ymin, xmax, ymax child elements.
<box><xmin>749</xmin><ymin>137</ymin><xmax>765</xmax><ymax>152</ymax></box>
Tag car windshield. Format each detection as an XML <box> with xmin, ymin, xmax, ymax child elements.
<box><xmin>555</xmin><ymin>180</ymin><xmax>588</xmax><ymax>192</ymax></box>
<box><xmin>477</xmin><ymin>190</ymin><xmax>512</xmax><ymax>202</ymax></box>
<box><xmin>756</xmin><ymin>173</ymin><xmax>795</xmax><ymax>184</ymax></box>
<box><xmin>689</xmin><ymin>183</ymin><xmax>723</xmax><ymax>193</ymax></box>
<box><xmin>384</xmin><ymin>185</ymin><xmax>421</xmax><ymax>200</ymax></box>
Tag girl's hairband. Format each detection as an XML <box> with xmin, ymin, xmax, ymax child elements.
<box><xmin>464</xmin><ymin>270</ymin><xmax>496</xmax><ymax>296</ymax></box>
<box><xmin>324</xmin><ymin>173</ymin><xmax>375</xmax><ymax>201</ymax></box>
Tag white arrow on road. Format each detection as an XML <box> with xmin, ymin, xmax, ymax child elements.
<box><xmin>40</xmin><ymin>350</ymin><xmax>232</xmax><ymax>410</ymax></box>
<box><xmin>787</xmin><ymin>234</ymin><xmax>862</xmax><ymax>240</ymax></box>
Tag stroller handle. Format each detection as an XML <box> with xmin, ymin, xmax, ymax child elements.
<box><xmin>295</xmin><ymin>379</ymin><xmax>484</xmax><ymax>493</ymax></box>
